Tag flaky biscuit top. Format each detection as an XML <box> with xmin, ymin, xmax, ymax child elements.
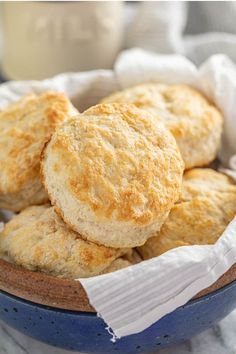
<box><xmin>138</xmin><ymin>168</ymin><xmax>236</xmax><ymax>259</ymax></box>
<box><xmin>102</xmin><ymin>84</ymin><xmax>223</xmax><ymax>169</ymax></box>
<box><xmin>0</xmin><ymin>92</ymin><xmax>78</xmax><ymax>211</ymax></box>
<box><xmin>0</xmin><ymin>205</ymin><xmax>127</xmax><ymax>279</ymax></box>
<box><xmin>44</xmin><ymin>103</ymin><xmax>184</xmax><ymax>225</ymax></box>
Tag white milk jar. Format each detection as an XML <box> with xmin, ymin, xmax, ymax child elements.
<box><xmin>2</xmin><ymin>2</ymin><xmax>124</xmax><ymax>80</ymax></box>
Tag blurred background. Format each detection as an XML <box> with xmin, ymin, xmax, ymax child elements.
<box><xmin>1</xmin><ymin>1</ymin><xmax>236</xmax><ymax>80</ymax></box>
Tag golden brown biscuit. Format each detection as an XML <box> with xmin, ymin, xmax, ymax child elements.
<box><xmin>101</xmin><ymin>251</ymin><xmax>142</xmax><ymax>274</ymax></box>
<box><xmin>124</xmin><ymin>249</ymin><xmax>143</xmax><ymax>264</ymax></box>
<box><xmin>0</xmin><ymin>92</ymin><xmax>78</xmax><ymax>211</ymax></box>
<box><xmin>102</xmin><ymin>259</ymin><xmax>133</xmax><ymax>273</ymax></box>
<box><xmin>138</xmin><ymin>169</ymin><xmax>236</xmax><ymax>259</ymax></box>
<box><xmin>0</xmin><ymin>205</ymin><xmax>128</xmax><ymax>279</ymax></box>
<box><xmin>42</xmin><ymin>103</ymin><xmax>184</xmax><ymax>248</ymax></box>
<box><xmin>101</xmin><ymin>84</ymin><xmax>223</xmax><ymax>169</ymax></box>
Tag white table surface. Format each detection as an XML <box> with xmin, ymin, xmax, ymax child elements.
<box><xmin>1</xmin><ymin>309</ymin><xmax>236</xmax><ymax>354</ymax></box>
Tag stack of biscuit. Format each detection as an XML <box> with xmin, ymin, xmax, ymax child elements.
<box><xmin>0</xmin><ymin>83</ymin><xmax>236</xmax><ymax>280</ymax></box>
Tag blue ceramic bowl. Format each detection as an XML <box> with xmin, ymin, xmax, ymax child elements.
<box><xmin>1</xmin><ymin>278</ymin><xmax>236</xmax><ymax>353</ymax></box>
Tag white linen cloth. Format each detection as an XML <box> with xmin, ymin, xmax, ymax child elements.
<box><xmin>1</xmin><ymin>48</ymin><xmax>236</xmax><ymax>339</ymax></box>
<box><xmin>125</xmin><ymin>2</ymin><xmax>236</xmax><ymax>65</ymax></box>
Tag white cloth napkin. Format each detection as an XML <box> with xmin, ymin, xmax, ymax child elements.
<box><xmin>126</xmin><ymin>2</ymin><xmax>236</xmax><ymax>65</ymax></box>
<box><xmin>1</xmin><ymin>48</ymin><xmax>236</xmax><ymax>340</ymax></box>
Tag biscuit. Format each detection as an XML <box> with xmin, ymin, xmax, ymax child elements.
<box><xmin>124</xmin><ymin>249</ymin><xmax>143</xmax><ymax>264</ymax></box>
<box><xmin>101</xmin><ymin>84</ymin><xmax>223</xmax><ymax>169</ymax></box>
<box><xmin>102</xmin><ymin>251</ymin><xmax>142</xmax><ymax>274</ymax></box>
<box><xmin>102</xmin><ymin>258</ymin><xmax>133</xmax><ymax>273</ymax></box>
<box><xmin>0</xmin><ymin>92</ymin><xmax>78</xmax><ymax>211</ymax></box>
<box><xmin>42</xmin><ymin>103</ymin><xmax>184</xmax><ymax>248</ymax></box>
<box><xmin>0</xmin><ymin>205</ymin><xmax>128</xmax><ymax>279</ymax></box>
<box><xmin>138</xmin><ymin>169</ymin><xmax>236</xmax><ymax>259</ymax></box>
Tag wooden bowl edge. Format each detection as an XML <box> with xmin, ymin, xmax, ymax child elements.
<box><xmin>1</xmin><ymin>259</ymin><xmax>236</xmax><ymax>312</ymax></box>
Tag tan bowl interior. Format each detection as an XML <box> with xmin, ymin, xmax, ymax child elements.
<box><xmin>1</xmin><ymin>259</ymin><xmax>236</xmax><ymax>313</ymax></box>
